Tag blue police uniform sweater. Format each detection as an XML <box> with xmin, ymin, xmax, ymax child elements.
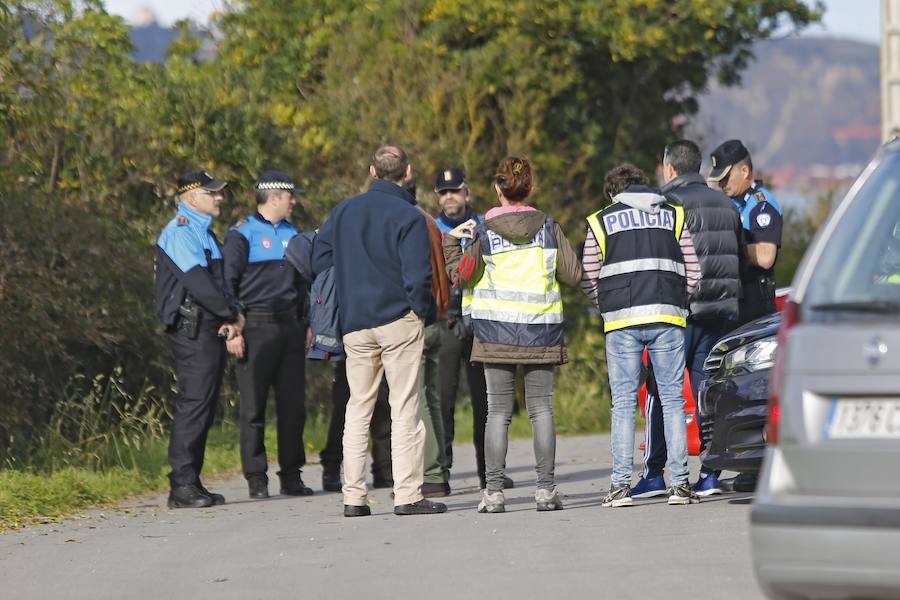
<box><xmin>155</xmin><ymin>203</ymin><xmax>240</xmax><ymax>328</ymax></box>
<box><xmin>223</xmin><ymin>212</ymin><xmax>302</xmax><ymax>313</ymax></box>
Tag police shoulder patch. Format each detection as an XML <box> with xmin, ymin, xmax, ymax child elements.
<box><xmin>756</xmin><ymin>212</ymin><xmax>772</xmax><ymax>228</ymax></box>
<box><xmin>176</xmin><ymin>215</ymin><xmax>189</xmax><ymax>226</ymax></box>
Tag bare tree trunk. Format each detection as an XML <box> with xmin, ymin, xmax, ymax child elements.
<box><xmin>75</xmin><ymin>145</ymin><xmax>90</xmax><ymax>204</ymax></box>
<box><xmin>47</xmin><ymin>135</ymin><xmax>61</xmax><ymax>193</ymax></box>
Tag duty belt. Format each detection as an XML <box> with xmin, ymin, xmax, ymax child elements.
<box><xmin>245</xmin><ymin>306</ymin><xmax>298</xmax><ymax>323</ymax></box>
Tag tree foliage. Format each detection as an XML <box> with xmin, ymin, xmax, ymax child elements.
<box><xmin>0</xmin><ymin>0</ymin><xmax>822</xmax><ymax>457</ymax></box>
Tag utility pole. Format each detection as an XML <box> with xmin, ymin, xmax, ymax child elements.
<box><xmin>883</xmin><ymin>0</ymin><xmax>900</xmax><ymax>141</ymax></box>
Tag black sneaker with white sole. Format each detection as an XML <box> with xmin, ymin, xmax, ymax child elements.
<box><xmin>668</xmin><ymin>482</ymin><xmax>700</xmax><ymax>505</ymax></box>
<box><xmin>601</xmin><ymin>484</ymin><xmax>634</xmax><ymax>508</ymax></box>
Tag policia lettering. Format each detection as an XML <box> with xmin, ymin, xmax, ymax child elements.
<box><xmin>462</xmin><ymin>218</ymin><xmax>563</xmax><ymax>346</ymax></box>
<box><xmin>601</xmin><ymin>207</ymin><xmax>675</xmax><ymax>235</ymax></box>
<box><xmin>586</xmin><ymin>201</ymin><xmax>688</xmax><ymax>332</ymax></box>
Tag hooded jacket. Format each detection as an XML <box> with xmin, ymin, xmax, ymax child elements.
<box><xmin>443</xmin><ymin>209</ymin><xmax>582</xmax><ymax>364</ymax></box>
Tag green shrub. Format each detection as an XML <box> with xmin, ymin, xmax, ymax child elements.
<box><xmin>0</xmin><ymin>192</ymin><xmax>171</xmax><ymax>462</ymax></box>
<box><xmin>555</xmin><ymin>319</ymin><xmax>612</xmax><ymax>434</ymax></box>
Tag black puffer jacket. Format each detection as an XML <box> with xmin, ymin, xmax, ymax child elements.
<box><xmin>662</xmin><ymin>173</ymin><xmax>742</xmax><ymax>320</ymax></box>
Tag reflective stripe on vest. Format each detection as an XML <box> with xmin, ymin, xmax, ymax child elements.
<box><xmin>470</xmin><ymin>244</ymin><xmax>562</xmax><ymax>324</ymax></box>
<box><xmin>462</xmin><ymin>287</ymin><xmax>473</xmax><ymax>316</ymax></box>
<box><xmin>597</xmin><ymin>258</ymin><xmax>686</xmax><ymax>279</ymax></box>
<box><xmin>601</xmin><ymin>303</ymin><xmax>689</xmax><ymax>331</ymax></box>
<box><xmin>585</xmin><ymin>203</ymin><xmax>687</xmax><ymax>333</ymax></box>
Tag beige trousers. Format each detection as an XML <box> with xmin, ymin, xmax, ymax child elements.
<box><xmin>342</xmin><ymin>311</ymin><xmax>426</xmax><ymax>506</ymax></box>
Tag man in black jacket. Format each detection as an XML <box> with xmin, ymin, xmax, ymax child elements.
<box><xmin>632</xmin><ymin>140</ymin><xmax>743</xmax><ymax>500</ymax></box>
<box><xmin>312</xmin><ymin>144</ymin><xmax>445</xmax><ymax>517</ymax></box>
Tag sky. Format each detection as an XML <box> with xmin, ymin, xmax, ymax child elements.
<box><xmin>105</xmin><ymin>0</ymin><xmax>882</xmax><ymax>45</ymax></box>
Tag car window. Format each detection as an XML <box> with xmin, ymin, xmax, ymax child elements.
<box><xmin>804</xmin><ymin>151</ymin><xmax>900</xmax><ymax>321</ymax></box>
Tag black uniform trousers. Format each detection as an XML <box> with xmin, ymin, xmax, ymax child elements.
<box><xmin>738</xmin><ymin>273</ymin><xmax>777</xmax><ymax>326</ymax></box>
<box><xmin>236</xmin><ymin>314</ymin><xmax>307</xmax><ymax>480</ymax></box>
<box><xmin>166</xmin><ymin>326</ymin><xmax>227</xmax><ymax>488</ymax></box>
<box><xmin>319</xmin><ymin>361</ymin><xmax>393</xmax><ymax>482</ymax></box>
<box><xmin>439</xmin><ymin>330</ymin><xmax>489</xmax><ymax>482</ymax></box>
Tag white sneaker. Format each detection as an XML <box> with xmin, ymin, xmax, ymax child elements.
<box><xmin>535</xmin><ymin>487</ymin><xmax>564</xmax><ymax>511</ymax></box>
<box><xmin>477</xmin><ymin>489</ymin><xmax>505</xmax><ymax>513</ymax></box>
<box><xmin>668</xmin><ymin>482</ymin><xmax>701</xmax><ymax>505</ymax></box>
<box><xmin>601</xmin><ymin>484</ymin><xmax>634</xmax><ymax>508</ymax></box>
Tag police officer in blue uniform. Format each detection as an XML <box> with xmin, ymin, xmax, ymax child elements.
<box><xmin>223</xmin><ymin>170</ymin><xmax>314</xmax><ymax>499</ymax></box>
<box><xmin>155</xmin><ymin>171</ymin><xmax>245</xmax><ymax>509</ymax></box>
<box><xmin>708</xmin><ymin>140</ymin><xmax>783</xmax><ymax>324</ymax></box>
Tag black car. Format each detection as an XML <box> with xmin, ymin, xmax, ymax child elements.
<box><xmin>697</xmin><ymin>312</ymin><xmax>781</xmax><ymax>475</ymax></box>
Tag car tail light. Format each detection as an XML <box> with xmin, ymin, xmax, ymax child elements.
<box><xmin>767</xmin><ymin>300</ymin><xmax>799</xmax><ymax>445</ymax></box>
<box><xmin>774</xmin><ymin>287</ymin><xmax>791</xmax><ymax>312</ymax></box>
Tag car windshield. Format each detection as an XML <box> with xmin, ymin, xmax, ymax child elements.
<box><xmin>804</xmin><ymin>150</ymin><xmax>900</xmax><ymax>322</ymax></box>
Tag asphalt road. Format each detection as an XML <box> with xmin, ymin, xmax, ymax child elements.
<box><xmin>0</xmin><ymin>434</ymin><xmax>762</xmax><ymax>599</ymax></box>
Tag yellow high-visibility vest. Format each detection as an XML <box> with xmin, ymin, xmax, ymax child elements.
<box><xmin>462</xmin><ymin>219</ymin><xmax>564</xmax><ymax>345</ymax></box>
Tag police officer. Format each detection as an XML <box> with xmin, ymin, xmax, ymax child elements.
<box><xmin>434</xmin><ymin>168</ymin><xmax>512</xmax><ymax>490</ymax></box>
<box><xmin>223</xmin><ymin>170</ymin><xmax>313</xmax><ymax>499</ymax></box>
<box><xmin>708</xmin><ymin>140</ymin><xmax>784</xmax><ymax>324</ymax></box>
<box><xmin>155</xmin><ymin>170</ymin><xmax>245</xmax><ymax>509</ymax></box>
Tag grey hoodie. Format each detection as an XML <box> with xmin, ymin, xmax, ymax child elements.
<box><xmin>614</xmin><ymin>190</ymin><xmax>668</xmax><ymax>214</ymax></box>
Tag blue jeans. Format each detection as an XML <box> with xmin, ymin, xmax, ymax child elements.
<box><xmin>642</xmin><ymin>318</ymin><xmax>733</xmax><ymax>478</ymax></box>
<box><xmin>606</xmin><ymin>324</ymin><xmax>689</xmax><ymax>487</ymax></box>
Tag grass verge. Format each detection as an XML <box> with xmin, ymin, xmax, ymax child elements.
<box><xmin>0</xmin><ymin>414</ymin><xmax>329</xmax><ymax>532</ymax></box>
<box><xmin>0</xmin><ymin>400</ymin><xmax>568</xmax><ymax>532</ymax></box>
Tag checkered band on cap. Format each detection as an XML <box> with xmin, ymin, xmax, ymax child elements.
<box><xmin>176</xmin><ymin>181</ymin><xmax>203</xmax><ymax>194</ymax></box>
<box><xmin>256</xmin><ymin>181</ymin><xmax>295</xmax><ymax>191</ymax></box>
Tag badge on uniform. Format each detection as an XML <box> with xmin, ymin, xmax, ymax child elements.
<box><xmin>756</xmin><ymin>213</ymin><xmax>771</xmax><ymax>228</ymax></box>
<box><xmin>261</xmin><ymin>237</ymin><xmax>272</xmax><ymax>249</ymax></box>
<box><xmin>444</xmin><ymin>170</ymin><xmax>453</xmax><ymax>182</ymax></box>
<box><xmin>177</xmin><ymin>215</ymin><xmax>189</xmax><ymax>226</ymax></box>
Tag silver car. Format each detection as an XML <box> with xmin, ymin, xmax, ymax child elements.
<box><xmin>751</xmin><ymin>139</ymin><xmax>900</xmax><ymax>600</ymax></box>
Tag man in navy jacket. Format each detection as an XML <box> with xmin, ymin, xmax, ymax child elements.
<box><xmin>312</xmin><ymin>144</ymin><xmax>444</xmax><ymax>517</ymax></box>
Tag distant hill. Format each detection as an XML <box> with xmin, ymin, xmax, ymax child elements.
<box><xmin>690</xmin><ymin>37</ymin><xmax>881</xmax><ymax>178</ymax></box>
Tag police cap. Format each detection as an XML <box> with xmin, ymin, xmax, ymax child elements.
<box><xmin>255</xmin><ymin>170</ymin><xmax>304</xmax><ymax>194</ymax></box>
<box><xmin>434</xmin><ymin>167</ymin><xmax>466</xmax><ymax>192</ymax></box>
<box><xmin>176</xmin><ymin>170</ymin><xmax>227</xmax><ymax>194</ymax></box>
<box><xmin>708</xmin><ymin>139</ymin><xmax>750</xmax><ymax>182</ymax></box>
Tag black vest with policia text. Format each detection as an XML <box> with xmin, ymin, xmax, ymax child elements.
<box><xmin>586</xmin><ymin>188</ymin><xmax>688</xmax><ymax>333</ymax></box>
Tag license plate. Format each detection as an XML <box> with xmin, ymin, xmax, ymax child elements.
<box><xmin>825</xmin><ymin>398</ymin><xmax>900</xmax><ymax>439</ymax></box>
